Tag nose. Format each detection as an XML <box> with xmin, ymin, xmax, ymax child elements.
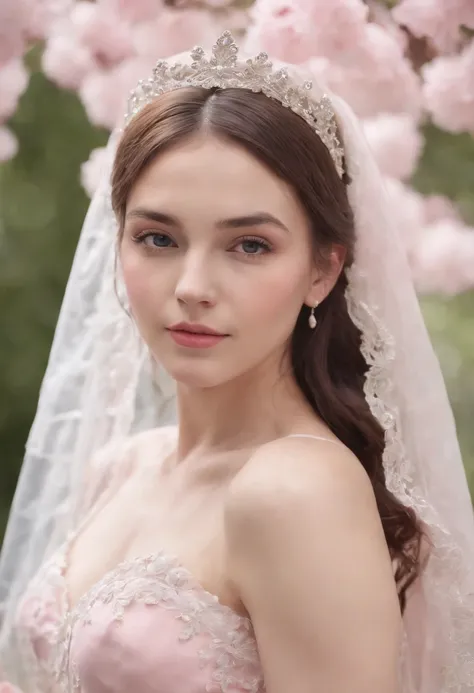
<box><xmin>174</xmin><ymin>251</ymin><xmax>217</xmax><ymax>307</ymax></box>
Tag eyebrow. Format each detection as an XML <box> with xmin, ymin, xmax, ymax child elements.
<box><xmin>125</xmin><ymin>208</ymin><xmax>290</xmax><ymax>233</ymax></box>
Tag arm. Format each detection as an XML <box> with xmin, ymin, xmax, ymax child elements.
<box><xmin>225</xmin><ymin>437</ymin><xmax>403</xmax><ymax>693</ymax></box>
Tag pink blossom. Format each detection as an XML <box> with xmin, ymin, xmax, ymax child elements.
<box><xmin>246</xmin><ymin>0</ymin><xmax>368</xmax><ymax>64</ymax></box>
<box><xmin>0</xmin><ymin>58</ymin><xmax>29</xmax><ymax>121</ymax></box>
<box><xmin>132</xmin><ymin>8</ymin><xmax>223</xmax><ymax>62</ymax></box>
<box><xmin>70</xmin><ymin>0</ymin><xmax>97</xmax><ymax>29</ymax></box>
<box><xmin>244</xmin><ymin>0</ymin><xmax>318</xmax><ymax>64</ymax></box>
<box><xmin>412</xmin><ymin>220</ymin><xmax>474</xmax><ymax>295</ymax></box>
<box><xmin>79</xmin><ymin>69</ymin><xmax>123</xmax><ymax>131</ymax></box>
<box><xmin>42</xmin><ymin>34</ymin><xmax>95</xmax><ymax>90</ymax></box>
<box><xmin>79</xmin><ymin>57</ymin><xmax>153</xmax><ymax>130</ymax></box>
<box><xmin>299</xmin><ymin>0</ymin><xmax>369</xmax><ymax>62</ymax></box>
<box><xmin>393</xmin><ymin>0</ymin><xmax>474</xmax><ymax>53</ymax></box>
<box><xmin>362</xmin><ymin>114</ymin><xmax>423</xmax><ymax>180</ymax></box>
<box><xmin>80</xmin><ymin>146</ymin><xmax>109</xmax><ymax>197</ymax></box>
<box><xmin>326</xmin><ymin>24</ymin><xmax>422</xmax><ymax>118</ymax></box>
<box><xmin>0</xmin><ymin>0</ymin><xmax>28</xmax><ymax>66</ymax></box>
<box><xmin>76</xmin><ymin>3</ymin><xmax>135</xmax><ymax>68</ymax></box>
<box><xmin>422</xmin><ymin>39</ymin><xmax>474</xmax><ymax>133</ymax></box>
<box><xmin>41</xmin><ymin>3</ymin><xmax>99</xmax><ymax>90</ymax></box>
<box><xmin>100</xmin><ymin>0</ymin><xmax>163</xmax><ymax>25</ymax></box>
<box><xmin>368</xmin><ymin>1</ymin><xmax>408</xmax><ymax>52</ymax></box>
<box><xmin>0</xmin><ymin>127</ymin><xmax>18</xmax><ymax>162</ymax></box>
<box><xmin>80</xmin><ymin>6</ymin><xmax>225</xmax><ymax>130</ymax></box>
<box><xmin>23</xmin><ymin>0</ymin><xmax>73</xmax><ymax>42</ymax></box>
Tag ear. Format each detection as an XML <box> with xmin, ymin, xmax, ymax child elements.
<box><xmin>304</xmin><ymin>245</ymin><xmax>346</xmax><ymax>307</ymax></box>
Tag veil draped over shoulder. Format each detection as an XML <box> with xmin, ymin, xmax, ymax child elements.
<box><xmin>1</xmin><ymin>32</ymin><xmax>473</xmax><ymax>692</ymax></box>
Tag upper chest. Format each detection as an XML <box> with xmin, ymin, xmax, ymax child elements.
<box><xmin>65</xmin><ymin>451</ymin><xmax>249</xmax><ymax>617</ymax></box>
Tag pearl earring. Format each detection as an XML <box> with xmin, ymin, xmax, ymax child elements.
<box><xmin>308</xmin><ymin>302</ymin><xmax>318</xmax><ymax>329</ymax></box>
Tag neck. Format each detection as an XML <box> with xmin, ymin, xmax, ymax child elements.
<box><xmin>174</xmin><ymin>350</ymin><xmax>314</xmax><ymax>459</ymax></box>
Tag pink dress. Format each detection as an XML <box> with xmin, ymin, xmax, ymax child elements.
<box><xmin>7</xmin><ymin>429</ymin><xmax>265</xmax><ymax>693</ymax></box>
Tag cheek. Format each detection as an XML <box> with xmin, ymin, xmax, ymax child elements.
<box><xmin>242</xmin><ymin>260</ymin><xmax>308</xmax><ymax>325</ymax></box>
<box><xmin>120</xmin><ymin>251</ymin><xmax>158</xmax><ymax>319</ymax></box>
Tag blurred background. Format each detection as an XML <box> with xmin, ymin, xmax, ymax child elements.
<box><xmin>1</xmin><ymin>0</ymin><xmax>474</xmax><ymax>542</ymax></box>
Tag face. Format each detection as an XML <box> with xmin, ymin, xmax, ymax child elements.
<box><xmin>120</xmin><ymin>133</ymin><xmax>336</xmax><ymax>389</ymax></box>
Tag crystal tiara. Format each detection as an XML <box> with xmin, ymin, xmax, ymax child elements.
<box><xmin>125</xmin><ymin>31</ymin><xmax>345</xmax><ymax>179</ymax></box>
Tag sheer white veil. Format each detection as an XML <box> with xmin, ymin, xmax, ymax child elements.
<box><xmin>1</xmin><ymin>32</ymin><xmax>473</xmax><ymax>692</ymax></box>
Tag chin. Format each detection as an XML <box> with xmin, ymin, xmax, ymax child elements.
<box><xmin>164</xmin><ymin>358</ymin><xmax>244</xmax><ymax>391</ymax></box>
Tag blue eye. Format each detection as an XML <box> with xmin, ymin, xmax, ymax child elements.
<box><xmin>135</xmin><ymin>232</ymin><xmax>175</xmax><ymax>248</ymax></box>
<box><xmin>234</xmin><ymin>237</ymin><xmax>272</xmax><ymax>256</ymax></box>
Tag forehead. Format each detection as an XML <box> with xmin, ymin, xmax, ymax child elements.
<box><xmin>126</xmin><ymin>134</ymin><xmax>305</xmax><ymax>224</ymax></box>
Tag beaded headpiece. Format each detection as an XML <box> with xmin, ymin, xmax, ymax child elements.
<box><xmin>125</xmin><ymin>31</ymin><xmax>345</xmax><ymax>178</ymax></box>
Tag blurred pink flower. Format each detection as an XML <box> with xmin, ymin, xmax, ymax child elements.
<box><xmin>80</xmin><ymin>146</ymin><xmax>109</xmax><ymax>197</ymax></box>
<box><xmin>70</xmin><ymin>0</ymin><xmax>97</xmax><ymax>28</ymax></box>
<box><xmin>79</xmin><ymin>57</ymin><xmax>153</xmax><ymax>129</ymax></box>
<box><xmin>303</xmin><ymin>0</ymin><xmax>368</xmax><ymax>61</ymax></box>
<box><xmin>132</xmin><ymin>8</ymin><xmax>225</xmax><ymax>62</ymax></box>
<box><xmin>100</xmin><ymin>0</ymin><xmax>163</xmax><ymax>25</ymax></box>
<box><xmin>246</xmin><ymin>0</ymin><xmax>368</xmax><ymax>64</ymax></box>
<box><xmin>326</xmin><ymin>24</ymin><xmax>422</xmax><ymax>118</ymax></box>
<box><xmin>412</xmin><ymin>220</ymin><xmax>474</xmax><ymax>295</ymax></box>
<box><xmin>244</xmin><ymin>0</ymin><xmax>318</xmax><ymax>64</ymax></box>
<box><xmin>422</xmin><ymin>39</ymin><xmax>474</xmax><ymax>133</ymax></box>
<box><xmin>362</xmin><ymin>113</ymin><xmax>423</xmax><ymax>180</ymax></box>
<box><xmin>41</xmin><ymin>3</ymin><xmax>99</xmax><ymax>90</ymax></box>
<box><xmin>0</xmin><ymin>58</ymin><xmax>29</xmax><ymax>121</ymax></box>
<box><xmin>0</xmin><ymin>0</ymin><xmax>28</xmax><ymax>66</ymax></box>
<box><xmin>23</xmin><ymin>0</ymin><xmax>73</xmax><ymax>41</ymax></box>
<box><xmin>42</xmin><ymin>34</ymin><xmax>95</xmax><ymax>89</ymax></box>
<box><xmin>368</xmin><ymin>1</ymin><xmax>408</xmax><ymax>52</ymax></box>
<box><xmin>393</xmin><ymin>0</ymin><xmax>474</xmax><ymax>53</ymax></box>
<box><xmin>77</xmin><ymin>3</ymin><xmax>135</xmax><ymax>67</ymax></box>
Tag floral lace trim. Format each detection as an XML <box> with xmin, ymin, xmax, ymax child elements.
<box><xmin>54</xmin><ymin>552</ymin><xmax>264</xmax><ymax>693</ymax></box>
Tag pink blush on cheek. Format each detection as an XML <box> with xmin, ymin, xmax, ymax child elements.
<box><xmin>120</xmin><ymin>250</ymin><xmax>153</xmax><ymax>301</ymax></box>
<box><xmin>247</xmin><ymin>270</ymin><xmax>306</xmax><ymax>322</ymax></box>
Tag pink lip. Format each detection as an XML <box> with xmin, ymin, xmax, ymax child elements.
<box><xmin>168</xmin><ymin>322</ymin><xmax>226</xmax><ymax>336</ymax></box>
<box><xmin>168</xmin><ymin>330</ymin><xmax>227</xmax><ymax>349</ymax></box>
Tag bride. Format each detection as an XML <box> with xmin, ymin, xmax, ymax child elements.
<box><xmin>1</xmin><ymin>32</ymin><xmax>473</xmax><ymax>693</ymax></box>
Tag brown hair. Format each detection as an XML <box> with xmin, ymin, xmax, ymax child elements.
<box><xmin>111</xmin><ymin>86</ymin><xmax>425</xmax><ymax>611</ymax></box>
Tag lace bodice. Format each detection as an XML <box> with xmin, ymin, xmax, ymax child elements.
<box><xmin>13</xmin><ymin>542</ymin><xmax>264</xmax><ymax>693</ymax></box>
<box><xmin>8</xmin><ymin>430</ymin><xmax>348</xmax><ymax>693</ymax></box>
<box><xmin>9</xmin><ymin>426</ymin><xmax>265</xmax><ymax>693</ymax></box>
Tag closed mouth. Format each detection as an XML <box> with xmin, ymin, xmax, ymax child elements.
<box><xmin>168</xmin><ymin>323</ymin><xmax>227</xmax><ymax>337</ymax></box>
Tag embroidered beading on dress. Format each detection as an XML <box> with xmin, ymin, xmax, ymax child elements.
<box><xmin>55</xmin><ymin>552</ymin><xmax>264</xmax><ymax>693</ymax></box>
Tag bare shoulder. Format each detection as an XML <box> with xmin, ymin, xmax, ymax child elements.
<box><xmin>224</xmin><ymin>436</ymin><xmax>401</xmax><ymax>693</ymax></box>
<box><xmin>226</xmin><ymin>435</ymin><xmax>379</xmax><ymax>533</ymax></box>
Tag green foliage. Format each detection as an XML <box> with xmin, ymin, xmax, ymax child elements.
<box><xmin>0</xmin><ymin>62</ymin><xmax>473</xmax><ymax>543</ymax></box>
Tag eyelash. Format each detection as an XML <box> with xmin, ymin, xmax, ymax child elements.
<box><xmin>132</xmin><ymin>231</ymin><xmax>272</xmax><ymax>257</ymax></box>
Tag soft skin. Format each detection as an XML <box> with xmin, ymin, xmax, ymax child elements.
<box><xmin>114</xmin><ymin>132</ymin><xmax>401</xmax><ymax>693</ymax></box>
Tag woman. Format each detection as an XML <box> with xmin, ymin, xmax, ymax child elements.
<box><xmin>0</xmin><ymin>32</ymin><xmax>473</xmax><ymax>693</ymax></box>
